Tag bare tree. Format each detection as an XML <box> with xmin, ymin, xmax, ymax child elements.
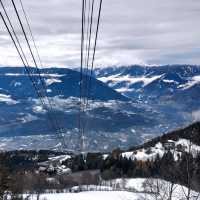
<box><xmin>168</xmin><ymin>181</ymin><xmax>177</xmax><ymax>200</ymax></box>
<box><xmin>181</xmin><ymin>140</ymin><xmax>193</xmax><ymax>200</ymax></box>
<box><xmin>121</xmin><ymin>178</ymin><xmax>127</xmax><ymax>190</ymax></box>
<box><xmin>168</xmin><ymin>148</ymin><xmax>178</xmax><ymax>200</ymax></box>
<box><xmin>143</xmin><ymin>178</ymin><xmax>178</xmax><ymax>200</ymax></box>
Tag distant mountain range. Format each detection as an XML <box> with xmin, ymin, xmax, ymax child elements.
<box><xmin>0</xmin><ymin>65</ymin><xmax>199</xmax><ymax>151</ymax></box>
<box><xmin>95</xmin><ymin>65</ymin><xmax>200</xmax><ymax>104</ymax></box>
<box><xmin>95</xmin><ymin>64</ymin><xmax>200</xmax><ymax>127</ymax></box>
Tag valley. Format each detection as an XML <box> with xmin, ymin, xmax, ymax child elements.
<box><xmin>0</xmin><ymin>65</ymin><xmax>199</xmax><ymax>151</ymax></box>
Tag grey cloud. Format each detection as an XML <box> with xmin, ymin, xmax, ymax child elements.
<box><xmin>0</xmin><ymin>0</ymin><xmax>200</xmax><ymax>67</ymax></box>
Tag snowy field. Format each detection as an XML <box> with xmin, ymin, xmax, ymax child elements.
<box><xmin>26</xmin><ymin>190</ymin><xmax>200</xmax><ymax>200</ymax></box>
<box><xmin>25</xmin><ymin>178</ymin><xmax>200</xmax><ymax>200</ymax></box>
<box><xmin>27</xmin><ymin>191</ymin><xmax>149</xmax><ymax>200</ymax></box>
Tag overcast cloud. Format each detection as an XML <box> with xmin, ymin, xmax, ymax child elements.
<box><xmin>0</xmin><ymin>0</ymin><xmax>200</xmax><ymax>68</ymax></box>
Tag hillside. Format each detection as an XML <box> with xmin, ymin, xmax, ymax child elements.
<box><xmin>0</xmin><ymin>122</ymin><xmax>200</xmax><ymax>197</ymax></box>
<box><xmin>129</xmin><ymin>121</ymin><xmax>200</xmax><ymax>151</ymax></box>
<box><xmin>99</xmin><ymin>122</ymin><xmax>200</xmax><ymax>191</ymax></box>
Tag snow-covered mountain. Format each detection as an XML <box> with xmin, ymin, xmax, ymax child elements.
<box><xmin>0</xmin><ymin>66</ymin><xmax>198</xmax><ymax>151</ymax></box>
<box><xmin>122</xmin><ymin>121</ymin><xmax>200</xmax><ymax>162</ymax></box>
<box><xmin>95</xmin><ymin>64</ymin><xmax>200</xmax><ymax>126</ymax></box>
<box><xmin>0</xmin><ymin>67</ymin><xmax>180</xmax><ymax>152</ymax></box>
<box><xmin>95</xmin><ymin>65</ymin><xmax>200</xmax><ymax>101</ymax></box>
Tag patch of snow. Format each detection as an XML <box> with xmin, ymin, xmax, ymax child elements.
<box><xmin>24</xmin><ymin>178</ymin><xmax>199</xmax><ymax>200</ymax></box>
<box><xmin>0</xmin><ymin>93</ymin><xmax>18</xmax><ymax>105</ymax></box>
<box><xmin>4</xmin><ymin>73</ymin><xmax>23</xmax><ymax>76</ymax></box>
<box><xmin>98</xmin><ymin>74</ymin><xmax>164</xmax><ymax>88</ymax></box>
<box><xmin>116</xmin><ymin>87</ymin><xmax>134</xmax><ymax>93</ymax></box>
<box><xmin>102</xmin><ymin>154</ymin><xmax>109</xmax><ymax>160</ymax></box>
<box><xmin>122</xmin><ymin>142</ymin><xmax>165</xmax><ymax>161</ymax></box>
<box><xmin>26</xmin><ymin>191</ymin><xmax>143</xmax><ymax>200</ymax></box>
<box><xmin>17</xmin><ymin>113</ymin><xmax>38</xmax><ymax>123</ymax></box>
<box><xmin>57</xmin><ymin>167</ymin><xmax>72</xmax><ymax>175</ymax></box>
<box><xmin>103</xmin><ymin>178</ymin><xmax>199</xmax><ymax>200</ymax></box>
<box><xmin>163</xmin><ymin>79</ymin><xmax>178</xmax><ymax>84</ymax></box>
<box><xmin>178</xmin><ymin>75</ymin><xmax>200</xmax><ymax>90</ymax></box>
<box><xmin>103</xmin><ymin>178</ymin><xmax>145</xmax><ymax>191</ymax></box>
<box><xmin>47</xmin><ymin>89</ymin><xmax>52</xmax><ymax>93</ymax></box>
<box><xmin>131</xmin><ymin>129</ymin><xmax>136</xmax><ymax>133</ymax></box>
<box><xmin>122</xmin><ymin>139</ymin><xmax>200</xmax><ymax>162</ymax></box>
<box><xmin>5</xmin><ymin>73</ymin><xmax>64</xmax><ymax>77</ymax></box>
<box><xmin>32</xmin><ymin>105</ymin><xmax>46</xmax><ymax>114</ymax></box>
<box><xmin>14</xmin><ymin>82</ymin><xmax>21</xmax><ymax>87</ymax></box>
<box><xmin>46</xmin><ymin>178</ymin><xmax>59</xmax><ymax>184</ymax></box>
<box><xmin>45</xmin><ymin>78</ymin><xmax>62</xmax><ymax>86</ymax></box>
<box><xmin>49</xmin><ymin>155</ymin><xmax>71</xmax><ymax>163</ymax></box>
<box><xmin>175</xmin><ymin>139</ymin><xmax>200</xmax><ymax>156</ymax></box>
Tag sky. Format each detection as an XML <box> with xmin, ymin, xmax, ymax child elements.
<box><xmin>0</xmin><ymin>0</ymin><xmax>200</xmax><ymax>68</ymax></box>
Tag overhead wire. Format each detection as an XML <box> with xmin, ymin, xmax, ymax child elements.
<box><xmin>0</xmin><ymin>10</ymin><xmax>58</xmax><ymax>141</ymax></box>
<box><xmin>13</xmin><ymin>0</ymin><xmax>67</xmax><ymax>150</ymax></box>
<box><xmin>79</xmin><ymin>0</ymin><xmax>103</xmax><ymax>153</ymax></box>
<box><xmin>87</xmin><ymin>0</ymin><xmax>103</xmax><ymax>94</ymax></box>
<box><xmin>0</xmin><ymin>0</ymin><xmax>66</xmax><ymax>151</ymax></box>
<box><xmin>79</xmin><ymin>0</ymin><xmax>86</xmax><ymax>152</ymax></box>
<box><xmin>1</xmin><ymin>0</ymin><xmax>103</xmax><ymax>153</ymax></box>
<box><xmin>83</xmin><ymin>0</ymin><xmax>93</xmax><ymax>106</ymax></box>
<box><xmin>18</xmin><ymin>0</ymin><xmax>43</xmax><ymax>68</ymax></box>
<box><xmin>80</xmin><ymin>0</ymin><xmax>94</xmax><ymax>153</ymax></box>
<box><xmin>16</xmin><ymin>0</ymin><xmax>67</xmax><ymax>150</ymax></box>
<box><xmin>85</xmin><ymin>0</ymin><xmax>94</xmax><ymax>107</ymax></box>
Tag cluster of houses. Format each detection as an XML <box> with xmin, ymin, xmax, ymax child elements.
<box><xmin>38</xmin><ymin>155</ymin><xmax>72</xmax><ymax>175</ymax></box>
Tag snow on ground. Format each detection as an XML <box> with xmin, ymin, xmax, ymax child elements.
<box><xmin>102</xmin><ymin>178</ymin><xmax>145</xmax><ymax>191</ymax></box>
<box><xmin>48</xmin><ymin>154</ymin><xmax>71</xmax><ymax>163</ymax></box>
<box><xmin>25</xmin><ymin>178</ymin><xmax>200</xmax><ymax>200</ymax></box>
<box><xmin>175</xmin><ymin>139</ymin><xmax>200</xmax><ymax>155</ymax></box>
<box><xmin>102</xmin><ymin>178</ymin><xmax>199</xmax><ymax>200</ymax></box>
<box><xmin>122</xmin><ymin>142</ymin><xmax>165</xmax><ymax>161</ymax></box>
<box><xmin>27</xmin><ymin>191</ymin><xmax>147</xmax><ymax>200</ymax></box>
<box><xmin>122</xmin><ymin>139</ymin><xmax>200</xmax><ymax>161</ymax></box>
